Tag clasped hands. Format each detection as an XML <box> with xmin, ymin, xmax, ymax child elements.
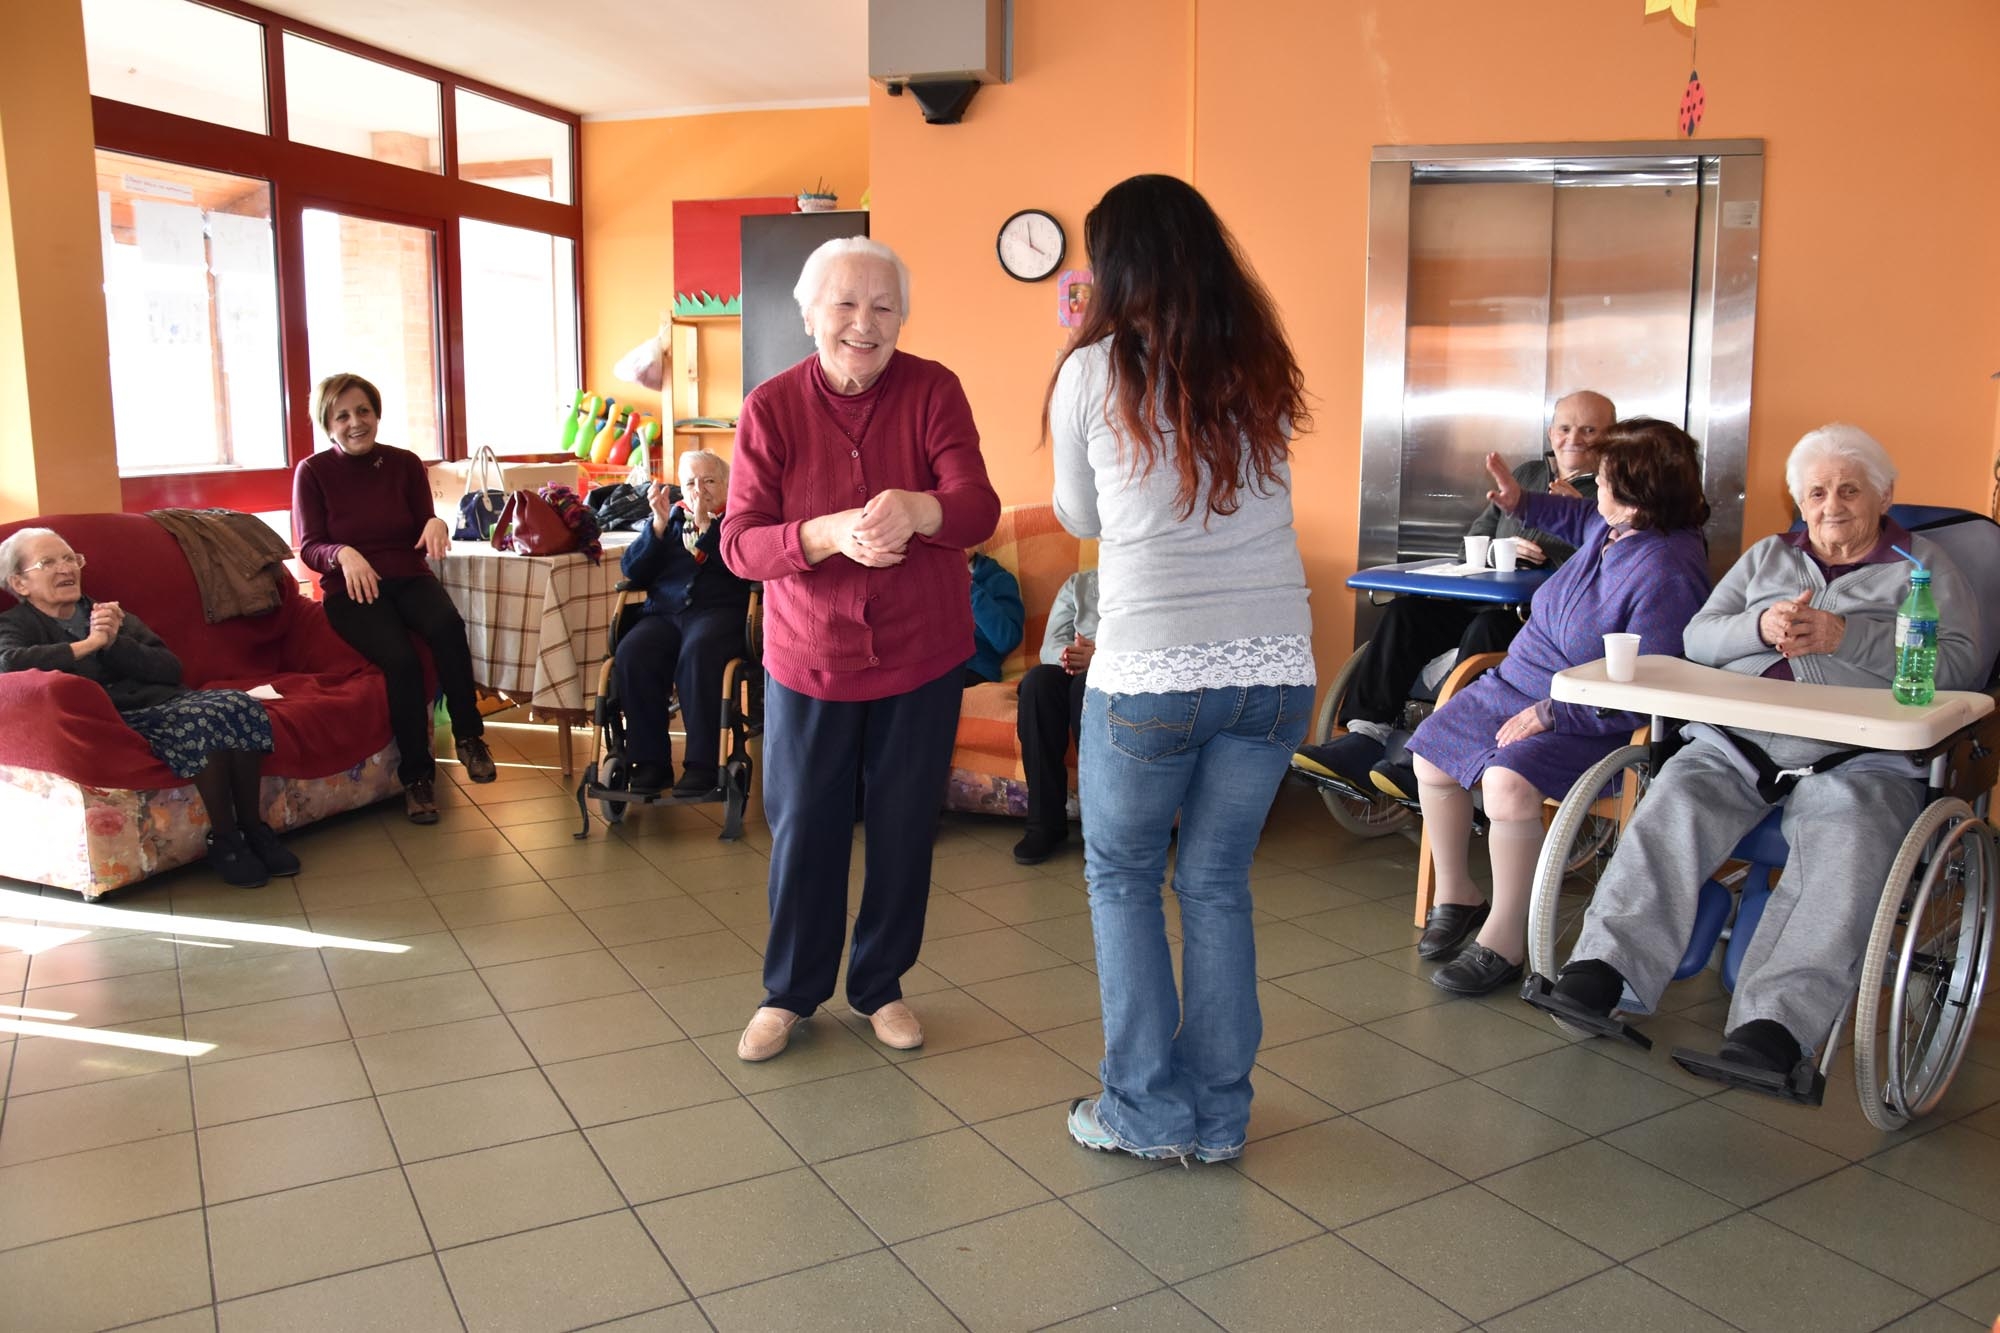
<box><xmin>1760</xmin><ymin>587</ymin><xmax>1845</xmax><ymax>658</ymax></box>
<box><xmin>832</xmin><ymin>489</ymin><xmax>939</xmax><ymax>568</ymax></box>
<box><xmin>77</xmin><ymin>599</ymin><xmax>125</xmax><ymax>653</ymax></box>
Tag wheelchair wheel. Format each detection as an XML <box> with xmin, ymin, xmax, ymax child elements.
<box><xmin>1528</xmin><ymin>743</ymin><xmax>1650</xmax><ymax>1008</ymax></box>
<box><xmin>1854</xmin><ymin>799</ymin><xmax>1997</xmax><ymax>1131</ymax></box>
<box><xmin>1309</xmin><ymin>643</ymin><xmax>1414</xmax><ymax>840</ymax></box>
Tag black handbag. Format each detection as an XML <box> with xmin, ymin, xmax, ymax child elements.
<box><xmin>454</xmin><ymin>445</ymin><xmax>507</xmax><ymax>540</ymax></box>
<box><xmin>587</xmin><ymin>481</ymin><xmax>654</xmax><ymax>532</ymax></box>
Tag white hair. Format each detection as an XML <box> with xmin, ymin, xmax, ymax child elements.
<box><xmin>0</xmin><ymin>527</ymin><xmax>60</xmax><ymax>583</ymax></box>
<box><xmin>1785</xmin><ymin>424</ymin><xmax>1897</xmax><ymax>504</ymax></box>
<box><xmin>677</xmin><ymin>449</ymin><xmax>729</xmax><ymax>483</ymax></box>
<box><xmin>792</xmin><ymin>237</ymin><xmax>912</xmax><ymax>324</ymax></box>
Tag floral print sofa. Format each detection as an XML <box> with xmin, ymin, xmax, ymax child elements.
<box><xmin>0</xmin><ymin>512</ymin><xmax>400</xmax><ymax>898</ymax></box>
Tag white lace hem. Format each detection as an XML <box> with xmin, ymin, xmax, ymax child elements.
<box><xmin>1090</xmin><ymin>634</ymin><xmax>1317</xmax><ymax>695</ymax></box>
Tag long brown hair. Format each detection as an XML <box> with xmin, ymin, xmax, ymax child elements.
<box><xmin>1042</xmin><ymin>175</ymin><xmax>1310</xmax><ymax>520</ymax></box>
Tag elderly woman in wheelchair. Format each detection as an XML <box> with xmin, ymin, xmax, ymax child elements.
<box><xmin>1523</xmin><ymin>424</ymin><xmax>1991</xmax><ymax>1120</ymax></box>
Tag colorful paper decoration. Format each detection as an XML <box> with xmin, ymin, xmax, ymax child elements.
<box><xmin>671</xmin><ymin>292</ymin><xmax>741</xmax><ymax>317</ymax></box>
<box><xmin>1679</xmin><ymin>70</ymin><xmax>1706</xmax><ymax>137</ymax></box>
<box><xmin>671</xmin><ymin>196</ymin><xmax>794</xmax><ymax>307</ymax></box>
<box><xmin>1056</xmin><ymin>268</ymin><xmax>1093</xmax><ymax>328</ymax></box>
<box><xmin>1644</xmin><ymin>0</ymin><xmax>1698</xmax><ymax>28</ymax></box>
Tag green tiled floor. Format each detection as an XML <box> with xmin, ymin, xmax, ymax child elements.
<box><xmin>3</xmin><ymin>723</ymin><xmax>2000</xmax><ymax>1330</ymax></box>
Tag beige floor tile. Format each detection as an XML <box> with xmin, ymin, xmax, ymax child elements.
<box><xmin>1245</xmin><ymin>870</ymin><xmax>1371</xmax><ymax>918</ymax></box>
<box><xmin>1586</xmin><ymin>1012</ymin><xmax>1740</xmax><ymax>1099</ymax></box>
<box><xmin>636</xmin><ymin>1165</ymin><xmax>877</xmax><ymax>1296</ymax></box>
<box><xmin>0</xmin><ymin>1067</ymin><xmax>193</xmax><ymax>1165</ymax></box>
<box><xmin>1241</xmin><ymin>1071</ymin><xmax>1342</xmax><ymax>1145</ymax></box>
<box><xmin>179</xmin><ymin>992</ymin><xmax>351</xmax><ymax>1063</ymax></box>
<box><xmin>508</xmin><ymin>990</ymin><xmax>684</xmax><ymax>1064</ymax></box>
<box><xmin>1758</xmin><ymin>1164</ymin><xmax>2000</xmax><ymax>1296</ymax></box>
<box><xmin>1256</xmin><ymin>1026</ymin><xmax>1457</xmax><ymax>1113</ymax></box>
<box><xmin>413</xmin><ymin>849</ymin><xmax>543</xmax><ymax>898</ymax></box>
<box><xmin>588</xmin><ymin>1098</ymin><xmax>800</xmax><ymax>1204</ymax></box>
<box><xmin>453</xmin><ymin>913</ymin><xmax>602</xmax><ymax>968</ymax></box>
<box><xmin>682</xmin><ymin>884</ymin><xmax>772</xmax><ymax>933</ymax></box>
<box><xmin>178</xmin><ymin>950</ymin><xmax>334</xmax><ymax>1017</ymax></box>
<box><xmin>966</xmin><ymin>964</ymin><xmax>1102</xmax><ymax>1033</ymax></box>
<box><xmin>902</xmin><ymin>1035</ymin><xmax>1097</xmax><ymax>1123</ymax></box>
<box><xmin>207</xmin><ymin>1166</ymin><xmax>430</xmax><ymax>1299</ymax></box>
<box><xmin>821</xmin><ymin>1127</ymin><xmax>1049</xmax><ymax>1243</ymax></box>
<box><xmin>378</xmin><ymin>1067</ymin><xmax>574</xmax><ymax>1161</ymax></box>
<box><xmin>1473</xmin><ymin>1043</ymin><xmax>1695</xmax><ymax>1135</ymax></box>
<box><xmin>1340</xmin><ymin>1184</ymin><xmax>1610</xmax><ymax>1323</ymax></box>
<box><xmin>1250</xmin><ymin>919</ymin><xmax>1366</xmax><ymax>980</ymax></box>
<box><xmin>1076</xmin><ymin>1163</ymin><xmax>1323</xmax><ymax>1282</ymax></box>
<box><xmin>664</xmin><ymin>849</ymin><xmax>773</xmax><ymax>893</ymax></box>
<box><xmin>1484</xmin><ymin>1265</ymin><xmax>1734</xmax><ymax>1333</ymax></box>
<box><xmin>750</xmin><ymin>1064</ymin><xmax>960</xmax><ymax>1162</ymax></box>
<box><xmin>337</xmin><ymin>969</ymin><xmax>501</xmax><ymax>1036</ymax></box>
<box><xmin>503</xmin><ymin>816</ymin><xmax>597</xmax><ymax>852</ymax></box>
<box><xmin>647</xmin><ymin>970</ymin><xmax>765</xmax><ymax>1037</ymax></box>
<box><xmin>24</xmin><ymin>967</ymin><xmax>188</xmax><ymax>1028</ymax></box>
<box><xmin>191</xmin><ymin>1040</ymin><xmax>371</xmax><ymax>1127</ymax></box>
<box><xmin>1234</xmin><ymin>1117</ymin><xmax>1461</xmax><ymax>1229</ymax></box>
<box><xmin>357</xmin><ymin>1013</ymin><xmax>534</xmax><ymax>1093</ymax></box>
<box><xmin>1605</xmin><ymin>1099</ymin><xmax>1846</xmax><ymax>1207</ymax></box>
<box><xmin>1942</xmin><ymin>1269</ymin><xmax>2000</xmax><ymax>1323</ymax></box>
<box><xmin>480</xmin><ymin>949</ymin><xmax>640</xmax><ymax>1011</ymax></box>
<box><xmin>118</xmin><ymin>1308</ymin><xmax>217</xmax><ymax>1331</ymax></box>
<box><xmin>1272</xmin><ymin>957</ymin><xmax>1441</xmax><ymax>1026</ymax></box>
<box><xmin>956</xmin><ymin>878</ymin><xmax>1089</xmax><ymax>925</ymax></box>
<box><xmin>406</xmin><ymin>1131</ymin><xmax>625</xmax><ymax>1248</ymax></box>
<box><xmin>322</xmin><ymin>929</ymin><xmax>472</xmax><ymax>989</ymax></box>
<box><xmin>196</xmin><ymin>1097</ymin><xmax>397</xmax><ymax>1203</ymax></box>
<box><xmin>1013</xmin><ymin>911</ymin><xmax>1100</xmax><ymax>965</ymax></box>
<box><xmin>0</xmin><ymin>1210</ymin><xmax>212</xmax><ymax>1332</ymax></box>
<box><xmin>1484</xmin><ymin>1139</ymin><xmax>1735</xmax><ymax>1261</ymax></box>
<box><xmin>440</xmin><ymin>1210</ymin><xmax>688</xmax><ymax>1333</ymax></box>
<box><xmin>831</xmin><ymin>987</ymin><xmax>1025</xmax><ymax>1064</ymax></box>
<box><xmin>5</xmin><ymin>1014</ymin><xmax>189</xmax><ymax>1095</ymax></box>
<box><xmin>430</xmin><ymin>880</ymin><xmax>571</xmax><ymax>930</ymax></box>
<box><xmin>215</xmin><ymin>1255</ymin><xmax>462</xmax><ymax>1332</ymax></box>
<box><xmin>1876</xmin><ymin>1305</ymin><xmax>1992</xmax><ymax>1331</ymax></box>
<box><xmin>1632</xmin><ymin>1213</ymin><xmax>1927</xmax><ymax>1333</ymax></box>
<box><xmin>1036</xmin><ymin>1016</ymin><xmax>1106</xmax><ymax>1075</ymax></box>
<box><xmin>574</xmin><ymin>895</ymin><xmax>728</xmax><ymax>949</ymax></box>
<box><xmin>19</xmin><ymin>934</ymin><xmax>180</xmax><ymax>988</ymax></box>
<box><xmin>397</xmin><ymin>826</ymin><xmax>522</xmax><ymax>866</ymax></box>
<box><xmin>1179</xmin><ymin>1232</ymin><xmax>1459</xmax><ymax>1331</ymax></box>
<box><xmin>611</xmin><ymin>928</ymin><xmax>764</xmax><ymax>988</ymax></box>
<box><xmin>1354</xmin><ymin>1078</ymin><xmax>1584</xmax><ymax>1179</ymax></box>
<box><xmin>895</xmin><ymin>1199</ymin><xmax>1160</xmax><ymax>1329</ymax></box>
<box><xmin>930</xmin><ymin>846</ymin><xmax>1048</xmax><ymax>895</ymax></box>
<box><xmin>280</xmin><ymin>828</ymin><xmax>406</xmax><ymax>876</ymax></box>
<box><xmin>921</xmin><ymin>894</ymin><xmax>1010</xmax><ymax>941</ymax></box>
<box><xmin>699</xmin><ymin>1249</ymin><xmax>958</xmax><ymax>1331</ymax></box>
<box><xmin>1290</xmin><ymin>899</ymin><xmax>1425</xmax><ymax>955</ymax></box>
<box><xmin>543</xmin><ymin>1040</ymin><xmax>734</xmax><ymax>1126</ymax></box>
<box><xmin>919</xmin><ymin>927</ymin><xmax>1070</xmax><ymax>985</ymax></box>
<box><xmin>303</xmin><ymin>896</ymin><xmax>450</xmax><ymax>942</ymax></box>
<box><xmin>294</xmin><ymin>865</ymin><xmax>430</xmax><ymax>912</ymax></box>
<box><xmin>973</xmin><ymin>1103</ymin><xmax>1171</xmax><ymax>1197</ymax></box>
<box><xmin>1041</xmin><ymin>1287</ymin><xmax>1220</xmax><ymax>1331</ymax></box>
<box><xmin>524</xmin><ymin>839</ymin><xmax>653</xmax><ymax>881</ymax></box>
<box><xmin>549</xmin><ymin>867</ymin><xmax>690</xmax><ymax>913</ymax></box>
<box><xmin>1366</xmin><ymin>1000</ymin><xmax>1569</xmax><ymax>1076</ymax></box>
<box><xmin>1868</xmin><ymin>1125</ymin><xmax>2000</xmax><ymax>1224</ymax></box>
<box><xmin>0</xmin><ymin>1131</ymin><xmax>201</xmax><ymax>1250</ymax></box>
<box><xmin>694</xmin><ymin>1016</ymin><xmax>890</xmax><ymax>1094</ymax></box>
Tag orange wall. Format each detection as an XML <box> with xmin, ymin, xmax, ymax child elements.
<box><xmin>580</xmin><ymin>106</ymin><xmax>870</xmax><ymax>422</ymax></box>
<box><xmin>870</xmin><ymin>0</ymin><xmax>2000</xmax><ymax>684</ymax></box>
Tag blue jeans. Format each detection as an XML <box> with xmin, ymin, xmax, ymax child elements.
<box><xmin>1081</xmin><ymin>683</ymin><xmax>1312</xmax><ymax>1157</ymax></box>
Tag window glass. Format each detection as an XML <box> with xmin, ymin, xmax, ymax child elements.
<box><xmin>455</xmin><ymin>90</ymin><xmax>572</xmax><ymax>204</ymax></box>
<box><xmin>97</xmin><ymin>151</ymin><xmax>283</xmax><ymax>474</ymax></box>
<box><xmin>283</xmin><ymin>34</ymin><xmax>441</xmax><ymax>173</ymax></box>
<box><xmin>83</xmin><ymin>0</ymin><xmax>267</xmax><ymax>135</ymax></box>
<box><xmin>460</xmin><ymin>220</ymin><xmax>578</xmax><ymax>456</ymax></box>
<box><xmin>302</xmin><ymin>208</ymin><xmax>443</xmax><ymax>459</ymax></box>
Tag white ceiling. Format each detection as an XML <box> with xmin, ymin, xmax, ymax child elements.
<box><xmin>248</xmin><ymin>0</ymin><xmax>871</xmax><ymax>120</ymax></box>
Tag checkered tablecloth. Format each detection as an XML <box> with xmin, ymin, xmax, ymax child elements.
<box><xmin>432</xmin><ymin>535</ymin><xmax>636</xmax><ymax>713</ymax></box>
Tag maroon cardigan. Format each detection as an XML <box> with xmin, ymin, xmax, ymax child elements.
<box><xmin>293</xmin><ymin>444</ymin><xmax>437</xmax><ymax>600</ymax></box>
<box><xmin>722</xmin><ymin>352</ymin><xmax>1000</xmax><ymax>701</ymax></box>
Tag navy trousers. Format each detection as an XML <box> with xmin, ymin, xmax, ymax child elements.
<box><xmin>612</xmin><ymin>606</ymin><xmax>744</xmax><ymax>772</ymax></box>
<box><xmin>759</xmin><ymin>669</ymin><xmax>963</xmax><ymax>1016</ymax></box>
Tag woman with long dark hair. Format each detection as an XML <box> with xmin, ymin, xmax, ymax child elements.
<box><xmin>1047</xmin><ymin>174</ymin><xmax>1314</xmax><ymax>1163</ymax></box>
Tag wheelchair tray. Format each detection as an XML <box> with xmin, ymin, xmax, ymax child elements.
<box><xmin>1550</xmin><ymin>657</ymin><xmax>1994</xmax><ymax>752</ymax></box>
<box><xmin>1347</xmin><ymin>560</ymin><xmax>1549</xmax><ymax>606</ymax></box>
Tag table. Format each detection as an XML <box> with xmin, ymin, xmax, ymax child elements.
<box><xmin>1347</xmin><ymin>558</ymin><xmax>1551</xmax><ymax>606</ymax></box>
<box><xmin>432</xmin><ymin>534</ymin><xmax>637</xmax><ymax>774</ymax></box>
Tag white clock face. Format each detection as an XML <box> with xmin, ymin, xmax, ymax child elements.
<box><xmin>998</xmin><ymin>210</ymin><xmax>1064</xmax><ymax>282</ymax></box>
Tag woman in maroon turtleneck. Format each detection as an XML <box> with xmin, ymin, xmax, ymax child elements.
<box><xmin>292</xmin><ymin>373</ymin><xmax>495</xmax><ymax>823</ymax></box>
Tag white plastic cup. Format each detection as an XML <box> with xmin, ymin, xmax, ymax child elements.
<box><xmin>1463</xmin><ymin>535</ymin><xmax>1491</xmax><ymax>569</ymax></box>
<box><xmin>1603</xmin><ymin>632</ymin><xmax>1641</xmax><ymax>682</ymax></box>
<box><xmin>1491</xmin><ymin>537</ymin><xmax>1519</xmax><ymax>573</ymax></box>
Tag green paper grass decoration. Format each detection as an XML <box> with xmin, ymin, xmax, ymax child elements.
<box><xmin>671</xmin><ymin>291</ymin><xmax>742</xmax><ymax>317</ymax></box>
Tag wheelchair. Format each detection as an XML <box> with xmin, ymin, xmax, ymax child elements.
<box><xmin>572</xmin><ymin>584</ymin><xmax>762</xmax><ymax>842</ymax></box>
<box><xmin>1525</xmin><ymin>505</ymin><xmax>2000</xmax><ymax>1131</ymax></box>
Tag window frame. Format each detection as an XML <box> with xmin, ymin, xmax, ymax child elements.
<box><xmin>93</xmin><ymin>0</ymin><xmax>582</xmax><ymax>514</ymax></box>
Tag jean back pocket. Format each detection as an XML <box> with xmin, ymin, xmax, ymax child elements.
<box><xmin>1105</xmin><ymin>690</ymin><xmax>1201</xmax><ymax>762</ymax></box>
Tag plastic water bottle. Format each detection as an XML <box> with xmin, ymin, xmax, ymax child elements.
<box><xmin>1892</xmin><ymin>567</ymin><xmax>1938</xmax><ymax>705</ymax></box>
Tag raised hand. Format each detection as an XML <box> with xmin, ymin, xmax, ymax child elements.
<box><xmin>1484</xmin><ymin>453</ymin><xmax>1524</xmax><ymax>514</ymax></box>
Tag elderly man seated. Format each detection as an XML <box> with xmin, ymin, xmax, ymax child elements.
<box><xmin>1523</xmin><ymin>424</ymin><xmax>1983</xmax><ymax>1101</ymax></box>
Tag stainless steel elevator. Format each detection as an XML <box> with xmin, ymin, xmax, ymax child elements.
<box><xmin>1357</xmin><ymin>140</ymin><xmax>1764</xmax><ymax>638</ymax></box>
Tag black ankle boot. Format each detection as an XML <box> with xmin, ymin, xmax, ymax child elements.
<box><xmin>1552</xmin><ymin>959</ymin><xmax>1626</xmax><ymax>1016</ymax></box>
<box><xmin>206</xmin><ymin>829</ymin><xmax>269</xmax><ymax>889</ymax></box>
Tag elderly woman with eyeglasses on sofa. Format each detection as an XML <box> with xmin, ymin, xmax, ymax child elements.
<box><xmin>0</xmin><ymin>527</ymin><xmax>299</xmax><ymax>889</ymax></box>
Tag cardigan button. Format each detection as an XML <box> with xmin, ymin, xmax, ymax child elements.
<box><xmin>868</xmin><ymin>655</ymin><xmax>879</xmax><ymax>665</ymax></box>
<box><xmin>850</xmin><ymin>450</ymin><xmax>859</xmax><ymax>458</ymax></box>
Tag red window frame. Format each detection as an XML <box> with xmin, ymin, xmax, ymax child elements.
<box><xmin>95</xmin><ymin>0</ymin><xmax>583</xmax><ymax>516</ymax></box>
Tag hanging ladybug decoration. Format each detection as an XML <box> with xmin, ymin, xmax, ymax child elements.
<box><xmin>1678</xmin><ymin>69</ymin><xmax>1706</xmax><ymax>137</ymax></box>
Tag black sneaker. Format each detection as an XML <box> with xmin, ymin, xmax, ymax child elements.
<box><xmin>206</xmin><ymin>829</ymin><xmax>269</xmax><ymax>889</ymax></box>
<box><xmin>1369</xmin><ymin>758</ymin><xmax>1420</xmax><ymax>801</ymax></box>
<box><xmin>240</xmin><ymin>821</ymin><xmax>301</xmax><ymax>876</ymax></box>
<box><xmin>1012</xmin><ymin>826</ymin><xmax>1069</xmax><ymax>865</ymax></box>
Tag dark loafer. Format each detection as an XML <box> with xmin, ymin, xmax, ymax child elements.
<box><xmin>1432</xmin><ymin>943</ymin><xmax>1523</xmax><ymax>996</ymax></box>
<box><xmin>1417</xmin><ymin>901</ymin><xmax>1489</xmax><ymax>960</ymax></box>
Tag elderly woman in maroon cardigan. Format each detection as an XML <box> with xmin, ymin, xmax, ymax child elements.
<box><xmin>721</xmin><ymin>237</ymin><xmax>1001</xmax><ymax>1063</ymax></box>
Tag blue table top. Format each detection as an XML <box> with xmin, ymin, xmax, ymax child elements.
<box><xmin>1346</xmin><ymin>559</ymin><xmax>1551</xmax><ymax>606</ymax></box>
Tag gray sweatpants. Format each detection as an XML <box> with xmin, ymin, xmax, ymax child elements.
<box><xmin>1570</xmin><ymin>735</ymin><xmax>1924</xmax><ymax>1053</ymax></box>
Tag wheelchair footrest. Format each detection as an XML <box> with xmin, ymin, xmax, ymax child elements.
<box><xmin>1669</xmin><ymin>1045</ymin><xmax>1825</xmax><ymax>1106</ymax></box>
<box><xmin>1519</xmin><ymin>974</ymin><xmax>1652</xmax><ymax>1050</ymax></box>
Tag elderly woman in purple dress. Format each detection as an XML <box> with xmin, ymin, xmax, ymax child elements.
<box><xmin>1397</xmin><ymin>419</ymin><xmax>1713</xmax><ymax>995</ymax></box>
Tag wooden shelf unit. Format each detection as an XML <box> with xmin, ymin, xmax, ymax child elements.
<box><xmin>669</xmin><ymin>314</ymin><xmax>741</xmax><ymax>460</ymax></box>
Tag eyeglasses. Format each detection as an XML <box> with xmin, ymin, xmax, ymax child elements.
<box><xmin>22</xmin><ymin>553</ymin><xmax>85</xmax><ymax>574</ymax></box>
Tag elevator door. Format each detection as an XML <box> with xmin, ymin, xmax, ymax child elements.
<box><xmin>1398</xmin><ymin>170</ymin><xmax>1698</xmax><ymax>559</ymax></box>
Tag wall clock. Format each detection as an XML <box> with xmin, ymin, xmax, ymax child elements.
<box><xmin>996</xmin><ymin>208</ymin><xmax>1065</xmax><ymax>282</ymax></box>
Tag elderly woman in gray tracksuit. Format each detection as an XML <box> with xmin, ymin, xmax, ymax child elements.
<box><xmin>1524</xmin><ymin>423</ymin><xmax>1982</xmax><ymax>1094</ymax></box>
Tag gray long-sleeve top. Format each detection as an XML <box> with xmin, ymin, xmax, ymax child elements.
<box><xmin>1038</xmin><ymin>569</ymin><xmax>1101</xmax><ymax>666</ymax></box>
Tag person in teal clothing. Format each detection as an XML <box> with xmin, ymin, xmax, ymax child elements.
<box><xmin>962</xmin><ymin>551</ymin><xmax>1024</xmax><ymax>686</ymax></box>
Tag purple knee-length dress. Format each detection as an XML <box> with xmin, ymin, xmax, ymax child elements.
<box><xmin>1408</xmin><ymin>492</ymin><xmax>1711</xmax><ymax>796</ymax></box>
